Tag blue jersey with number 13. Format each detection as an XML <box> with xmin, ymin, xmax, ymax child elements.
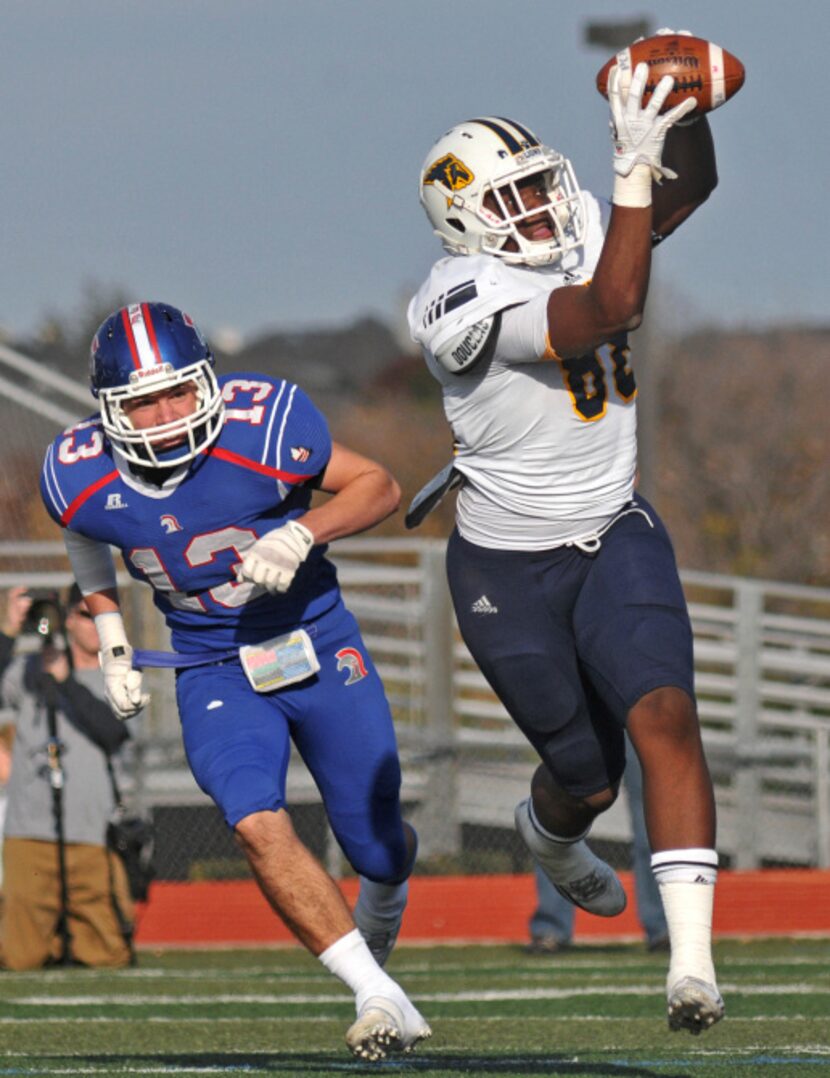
<box><xmin>40</xmin><ymin>373</ymin><xmax>339</xmax><ymax>654</ymax></box>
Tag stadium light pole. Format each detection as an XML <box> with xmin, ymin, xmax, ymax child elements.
<box><xmin>583</xmin><ymin>18</ymin><xmax>661</xmax><ymax>502</ymax></box>
<box><xmin>583</xmin><ymin>18</ymin><xmax>651</xmax><ymax>50</ymax></box>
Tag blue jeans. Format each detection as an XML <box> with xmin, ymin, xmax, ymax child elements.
<box><xmin>528</xmin><ymin>734</ymin><xmax>668</xmax><ymax>945</ymax></box>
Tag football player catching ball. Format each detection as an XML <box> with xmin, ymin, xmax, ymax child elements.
<box><xmin>407</xmin><ymin>28</ymin><xmax>739</xmax><ymax>1034</ymax></box>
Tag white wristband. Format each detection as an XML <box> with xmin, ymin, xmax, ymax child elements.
<box><xmin>94</xmin><ymin>611</ymin><xmax>130</xmax><ymax>652</ymax></box>
<box><xmin>613</xmin><ymin>163</ymin><xmax>652</xmax><ymax>208</ymax></box>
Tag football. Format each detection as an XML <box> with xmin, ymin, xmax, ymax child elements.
<box><xmin>596</xmin><ymin>34</ymin><xmax>745</xmax><ymax>115</ymax></box>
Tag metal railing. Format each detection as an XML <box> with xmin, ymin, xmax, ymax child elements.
<box><xmin>2</xmin><ymin>539</ymin><xmax>829</xmax><ymax>871</ymax></box>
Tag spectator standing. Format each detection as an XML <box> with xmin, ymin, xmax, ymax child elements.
<box><xmin>0</xmin><ymin>585</ymin><xmax>134</xmax><ymax>969</ymax></box>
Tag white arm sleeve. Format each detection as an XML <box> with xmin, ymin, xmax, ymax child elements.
<box><xmin>63</xmin><ymin>528</ymin><xmax>118</xmax><ymax>595</ymax></box>
<box><xmin>496</xmin><ymin>292</ymin><xmax>553</xmax><ymax>363</ymax></box>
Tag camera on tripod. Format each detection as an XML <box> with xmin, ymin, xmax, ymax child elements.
<box><xmin>22</xmin><ymin>589</ymin><xmax>65</xmax><ymax>647</ymax></box>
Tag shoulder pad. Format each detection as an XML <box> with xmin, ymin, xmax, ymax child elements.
<box><xmin>433</xmin><ymin>313</ymin><xmax>501</xmax><ymax>375</ymax></box>
<box><xmin>40</xmin><ymin>417</ymin><xmax>115</xmax><ymax>526</ymax></box>
<box><xmin>409</xmin><ymin>255</ymin><xmax>543</xmax><ymax>356</ymax></box>
<box><xmin>218</xmin><ymin>373</ymin><xmax>331</xmax><ymax>482</ymax></box>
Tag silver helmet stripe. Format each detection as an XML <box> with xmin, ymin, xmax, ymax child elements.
<box><xmin>122</xmin><ymin>303</ymin><xmax>163</xmax><ymax>371</ymax></box>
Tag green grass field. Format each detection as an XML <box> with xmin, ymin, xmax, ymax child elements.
<box><xmin>2</xmin><ymin>938</ymin><xmax>830</xmax><ymax>1077</ymax></box>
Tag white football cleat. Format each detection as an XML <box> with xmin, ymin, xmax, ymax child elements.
<box><xmin>668</xmin><ymin>976</ymin><xmax>725</xmax><ymax>1035</ymax></box>
<box><xmin>346</xmin><ymin>995</ymin><xmax>432</xmax><ymax>1061</ymax></box>
<box><xmin>515</xmin><ymin>798</ymin><xmax>626</xmax><ymax>917</ymax></box>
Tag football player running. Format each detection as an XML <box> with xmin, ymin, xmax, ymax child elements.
<box><xmin>40</xmin><ymin>302</ymin><xmax>430</xmax><ymax>1061</ymax></box>
<box><xmin>407</xmin><ymin>46</ymin><xmax>724</xmax><ymax>1034</ymax></box>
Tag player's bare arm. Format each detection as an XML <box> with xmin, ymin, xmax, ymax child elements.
<box><xmin>549</xmin><ymin>119</ymin><xmax>718</xmax><ymax>356</ymax></box>
<box><xmin>237</xmin><ymin>443</ymin><xmax>401</xmax><ymax>596</ymax></box>
<box><xmin>82</xmin><ymin>587</ymin><xmax>121</xmax><ymax>617</ymax></box>
<box><xmin>652</xmin><ymin>118</ymin><xmax>717</xmax><ymax>238</ymax></box>
<box><xmin>300</xmin><ymin>442</ymin><xmax>401</xmax><ymax>544</ymax></box>
<box><xmin>544</xmin><ymin>63</ymin><xmax>697</xmax><ymax>360</ymax></box>
<box><xmin>545</xmin><ymin>204</ymin><xmax>653</xmax><ymax>357</ymax></box>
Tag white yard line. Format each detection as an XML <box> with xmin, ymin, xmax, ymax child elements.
<box><xmin>6</xmin><ymin>981</ymin><xmax>829</xmax><ymax>1007</ymax></box>
<box><xmin>4</xmin><ymin>953</ymin><xmax>828</xmax><ymax>984</ymax></box>
<box><xmin>1</xmin><ymin>1013</ymin><xmax>826</xmax><ymax>1025</ymax></box>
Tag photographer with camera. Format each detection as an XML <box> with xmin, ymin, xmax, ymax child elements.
<box><xmin>0</xmin><ymin>584</ymin><xmax>135</xmax><ymax>969</ymax></box>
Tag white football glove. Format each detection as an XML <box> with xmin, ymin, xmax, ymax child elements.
<box><xmin>236</xmin><ymin>520</ymin><xmax>314</xmax><ymax>594</ymax></box>
<box><xmin>609</xmin><ymin>62</ymin><xmax>697</xmax><ymax>182</ymax></box>
<box><xmin>653</xmin><ymin>29</ymin><xmax>702</xmax><ymax>127</ymax></box>
<box><xmin>99</xmin><ymin>643</ymin><xmax>149</xmax><ymax>720</ymax></box>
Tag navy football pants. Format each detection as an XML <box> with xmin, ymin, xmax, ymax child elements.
<box><xmin>447</xmin><ymin>497</ymin><xmax>695</xmax><ymax>798</ymax></box>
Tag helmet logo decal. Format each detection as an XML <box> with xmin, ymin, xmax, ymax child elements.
<box><xmin>160</xmin><ymin>514</ymin><xmax>183</xmax><ymax>534</ymax></box>
<box><xmin>183</xmin><ymin>310</ymin><xmax>208</xmax><ymax>346</ymax></box>
<box><xmin>424</xmin><ymin>153</ymin><xmax>474</xmax><ymax>201</ymax></box>
<box><xmin>335</xmin><ymin>647</ymin><xmax>368</xmax><ymax>685</ymax></box>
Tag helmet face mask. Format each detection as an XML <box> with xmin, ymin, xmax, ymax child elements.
<box><xmin>90</xmin><ymin>302</ymin><xmax>224</xmax><ymax>469</ymax></box>
<box><xmin>420</xmin><ymin>117</ymin><xmax>586</xmax><ymax>267</ymax></box>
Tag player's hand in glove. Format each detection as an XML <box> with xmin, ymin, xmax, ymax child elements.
<box><xmin>100</xmin><ymin>643</ymin><xmax>149</xmax><ymax>720</ymax></box>
<box><xmin>609</xmin><ymin>61</ymin><xmax>697</xmax><ymax>183</ymax></box>
<box><xmin>236</xmin><ymin>520</ymin><xmax>315</xmax><ymax>594</ymax></box>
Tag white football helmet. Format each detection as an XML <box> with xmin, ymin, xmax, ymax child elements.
<box><xmin>419</xmin><ymin>117</ymin><xmax>586</xmax><ymax>267</ymax></box>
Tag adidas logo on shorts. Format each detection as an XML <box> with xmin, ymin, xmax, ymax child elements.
<box><xmin>471</xmin><ymin>595</ymin><xmax>498</xmax><ymax>615</ymax></box>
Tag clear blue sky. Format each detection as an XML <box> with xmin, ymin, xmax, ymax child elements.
<box><xmin>1</xmin><ymin>1</ymin><xmax>825</xmax><ymax>346</ymax></box>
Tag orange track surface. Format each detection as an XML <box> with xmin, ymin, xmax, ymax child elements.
<box><xmin>134</xmin><ymin>870</ymin><xmax>830</xmax><ymax>947</ymax></box>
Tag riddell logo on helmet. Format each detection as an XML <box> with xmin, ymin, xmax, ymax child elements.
<box><xmin>129</xmin><ymin>364</ymin><xmax>172</xmax><ymax>382</ymax></box>
<box><xmin>424</xmin><ymin>153</ymin><xmax>474</xmax><ymax>193</ymax></box>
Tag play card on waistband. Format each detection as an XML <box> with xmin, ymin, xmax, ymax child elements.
<box><xmin>238</xmin><ymin>629</ymin><xmax>320</xmax><ymax>693</ymax></box>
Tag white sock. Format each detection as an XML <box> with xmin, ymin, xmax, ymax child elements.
<box><xmin>354</xmin><ymin>876</ymin><xmax>408</xmax><ymax>931</ymax></box>
<box><xmin>652</xmin><ymin>849</ymin><xmax>718</xmax><ymax>988</ymax></box>
<box><xmin>318</xmin><ymin>928</ymin><xmax>403</xmax><ymax>1013</ymax></box>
